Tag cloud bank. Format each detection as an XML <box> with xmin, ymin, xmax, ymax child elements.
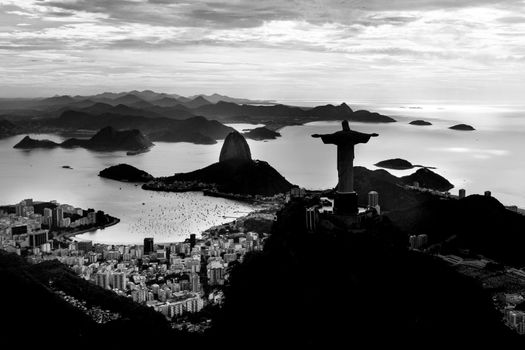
<box><xmin>0</xmin><ymin>0</ymin><xmax>524</xmax><ymax>102</ymax></box>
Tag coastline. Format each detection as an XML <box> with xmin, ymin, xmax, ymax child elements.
<box><xmin>143</xmin><ymin>181</ymin><xmax>269</xmax><ymax>204</ymax></box>
<box><xmin>126</xmin><ymin>147</ymin><xmax>151</xmax><ymax>156</ymax></box>
<box><xmin>202</xmin><ymin>189</ymin><xmax>260</xmax><ymax>204</ymax></box>
<box><xmin>56</xmin><ymin>217</ymin><xmax>121</xmax><ymax>241</ymax></box>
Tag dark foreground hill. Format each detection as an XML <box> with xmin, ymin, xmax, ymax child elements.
<box><xmin>387</xmin><ymin>194</ymin><xmax>525</xmax><ymax>266</ymax></box>
<box><xmin>401</xmin><ymin>167</ymin><xmax>454</xmax><ymax>192</ymax></box>
<box><xmin>209</xmin><ymin>199</ymin><xmax>517</xmax><ymax>346</ymax></box>
<box><xmin>353</xmin><ymin>166</ymin><xmax>447</xmax><ymax>210</ymax></box>
<box><xmin>143</xmin><ymin>163</ymin><xmax>450</xmax><ymax>206</ymax></box>
<box><xmin>0</xmin><ymin>251</ymin><xmax>197</xmax><ymax>346</ymax></box>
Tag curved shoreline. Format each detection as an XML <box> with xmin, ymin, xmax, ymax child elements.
<box><xmin>202</xmin><ymin>189</ymin><xmax>259</xmax><ymax>204</ymax></box>
<box><xmin>57</xmin><ymin>217</ymin><xmax>121</xmax><ymax>240</ymax></box>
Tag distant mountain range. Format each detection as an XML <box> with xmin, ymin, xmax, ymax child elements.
<box><xmin>0</xmin><ymin>119</ymin><xmax>19</xmax><ymax>137</ymax></box>
<box><xmin>0</xmin><ymin>90</ymin><xmax>271</xmax><ymax>112</ymax></box>
<box><xmin>0</xmin><ymin>90</ymin><xmax>397</xmax><ymax>143</ymax></box>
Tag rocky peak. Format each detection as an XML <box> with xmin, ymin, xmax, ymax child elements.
<box><xmin>340</xmin><ymin>102</ymin><xmax>353</xmax><ymax>113</ymax></box>
<box><xmin>219</xmin><ymin>131</ymin><xmax>252</xmax><ymax>162</ymax></box>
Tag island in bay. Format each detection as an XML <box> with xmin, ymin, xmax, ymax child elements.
<box><xmin>375</xmin><ymin>158</ymin><xmax>417</xmax><ymax>170</ymax></box>
<box><xmin>243</xmin><ymin>126</ymin><xmax>281</xmax><ymax>140</ymax></box>
<box><xmin>409</xmin><ymin>120</ymin><xmax>433</xmax><ymax>126</ymax></box>
<box><xmin>14</xmin><ymin>126</ymin><xmax>154</xmax><ymax>152</ymax></box>
<box><xmin>99</xmin><ymin>164</ymin><xmax>154</xmax><ymax>182</ymax></box>
<box><xmin>374</xmin><ymin>158</ymin><xmax>437</xmax><ymax>171</ymax></box>
<box><xmin>450</xmin><ymin>123</ymin><xmax>476</xmax><ymax>131</ymax></box>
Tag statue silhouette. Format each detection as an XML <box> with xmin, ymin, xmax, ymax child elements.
<box><xmin>312</xmin><ymin>120</ymin><xmax>378</xmax><ymax>214</ymax></box>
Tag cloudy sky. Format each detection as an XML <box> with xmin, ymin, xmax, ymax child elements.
<box><xmin>0</xmin><ymin>0</ymin><xmax>524</xmax><ymax>103</ymax></box>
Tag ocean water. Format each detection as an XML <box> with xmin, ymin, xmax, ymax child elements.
<box><xmin>0</xmin><ymin>105</ymin><xmax>523</xmax><ymax>244</ymax></box>
<box><xmin>264</xmin><ymin>101</ymin><xmax>525</xmax><ymax>207</ymax></box>
<box><xmin>0</xmin><ymin>127</ymin><xmax>259</xmax><ymax>244</ymax></box>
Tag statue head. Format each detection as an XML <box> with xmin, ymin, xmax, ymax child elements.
<box><xmin>342</xmin><ymin>120</ymin><xmax>350</xmax><ymax>131</ymax></box>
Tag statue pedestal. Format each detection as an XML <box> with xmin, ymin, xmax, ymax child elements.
<box><xmin>334</xmin><ymin>191</ymin><xmax>358</xmax><ymax>216</ymax></box>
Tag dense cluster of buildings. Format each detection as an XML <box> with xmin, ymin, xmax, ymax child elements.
<box><xmin>63</xmin><ymin>225</ymin><xmax>263</xmax><ymax>320</ymax></box>
<box><xmin>0</xmin><ymin>199</ymin><xmax>110</xmax><ymax>255</ymax></box>
<box><xmin>409</xmin><ymin>234</ymin><xmax>429</xmax><ymax>250</ymax></box>
<box><xmin>1</xmin><ymin>199</ymin><xmax>268</xmax><ymax>323</ymax></box>
<box><xmin>504</xmin><ymin>295</ymin><xmax>525</xmax><ymax>335</ymax></box>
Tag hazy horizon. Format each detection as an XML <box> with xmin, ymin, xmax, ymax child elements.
<box><xmin>1</xmin><ymin>0</ymin><xmax>524</xmax><ymax>104</ymax></box>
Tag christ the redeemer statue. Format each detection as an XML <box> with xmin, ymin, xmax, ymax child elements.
<box><xmin>312</xmin><ymin>120</ymin><xmax>378</xmax><ymax>215</ymax></box>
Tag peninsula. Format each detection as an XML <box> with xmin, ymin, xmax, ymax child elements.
<box><xmin>143</xmin><ymin>131</ymin><xmax>294</xmax><ymax>197</ymax></box>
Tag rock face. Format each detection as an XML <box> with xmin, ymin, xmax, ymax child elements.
<box><xmin>219</xmin><ymin>131</ymin><xmax>252</xmax><ymax>162</ymax></box>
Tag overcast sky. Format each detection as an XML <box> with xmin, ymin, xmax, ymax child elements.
<box><xmin>0</xmin><ymin>0</ymin><xmax>524</xmax><ymax>103</ymax></box>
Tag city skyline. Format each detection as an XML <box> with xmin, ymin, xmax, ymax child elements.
<box><xmin>1</xmin><ymin>0</ymin><xmax>524</xmax><ymax>103</ymax></box>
